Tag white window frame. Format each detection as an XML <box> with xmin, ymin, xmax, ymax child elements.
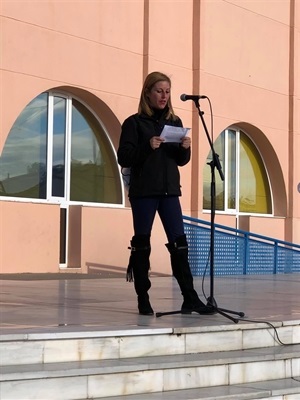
<box><xmin>204</xmin><ymin>127</ymin><xmax>273</xmax><ymax>218</ymax></box>
<box><xmin>0</xmin><ymin>91</ymin><xmax>124</xmax><ymax>209</ymax></box>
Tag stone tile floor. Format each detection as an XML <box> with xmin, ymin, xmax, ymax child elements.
<box><xmin>0</xmin><ymin>273</ymin><xmax>300</xmax><ymax>335</ymax></box>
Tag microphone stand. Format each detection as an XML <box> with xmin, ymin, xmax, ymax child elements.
<box><xmin>156</xmin><ymin>98</ymin><xmax>244</xmax><ymax>323</ymax></box>
<box><xmin>195</xmin><ymin>99</ymin><xmax>244</xmax><ymax>323</ymax></box>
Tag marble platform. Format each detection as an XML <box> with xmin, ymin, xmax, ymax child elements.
<box><xmin>1</xmin><ymin>273</ymin><xmax>300</xmax><ymax>400</ymax></box>
<box><xmin>1</xmin><ymin>273</ymin><xmax>300</xmax><ymax>333</ymax></box>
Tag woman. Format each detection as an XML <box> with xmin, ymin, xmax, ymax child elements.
<box><xmin>117</xmin><ymin>71</ymin><xmax>212</xmax><ymax>316</ymax></box>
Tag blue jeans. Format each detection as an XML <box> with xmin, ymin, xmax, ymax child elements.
<box><xmin>129</xmin><ymin>196</ymin><xmax>185</xmax><ymax>243</ymax></box>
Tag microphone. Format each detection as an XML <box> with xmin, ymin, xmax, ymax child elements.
<box><xmin>180</xmin><ymin>94</ymin><xmax>207</xmax><ymax>102</ymax></box>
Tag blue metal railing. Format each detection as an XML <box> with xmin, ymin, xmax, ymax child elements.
<box><xmin>183</xmin><ymin>215</ymin><xmax>300</xmax><ymax>276</ymax></box>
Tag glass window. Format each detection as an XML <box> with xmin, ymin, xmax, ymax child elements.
<box><xmin>70</xmin><ymin>99</ymin><xmax>122</xmax><ymax>203</ymax></box>
<box><xmin>203</xmin><ymin>128</ymin><xmax>272</xmax><ymax>215</ymax></box>
<box><xmin>239</xmin><ymin>133</ymin><xmax>271</xmax><ymax>213</ymax></box>
<box><xmin>52</xmin><ymin>96</ymin><xmax>67</xmax><ymax>198</ymax></box>
<box><xmin>203</xmin><ymin>133</ymin><xmax>225</xmax><ymax>211</ymax></box>
<box><xmin>0</xmin><ymin>93</ymin><xmax>48</xmax><ymax>198</ymax></box>
<box><xmin>0</xmin><ymin>92</ymin><xmax>122</xmax><ymax>205</ymax></box>
<box><xmin>227</xmin><ymin>129</ymin><xmax>236</xmax><ymax>209</ymax></box>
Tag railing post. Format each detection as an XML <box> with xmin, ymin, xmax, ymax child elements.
<box><xmin>273</xmin><ymin>241</ymin><xmax>278</xmax><ymax>274</ymax></box>
<box><xmin>244</xmin><ymin>232</ymin><xmax>249</xmax><ymax>275</ymax></box>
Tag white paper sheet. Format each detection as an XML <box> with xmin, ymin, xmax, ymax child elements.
<box><xmin>160</xmin><ymin>125</ymin><xmax>191</xmax><ymax>143</ymax></box>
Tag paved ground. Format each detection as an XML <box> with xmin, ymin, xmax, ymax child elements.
<box><xmin>1</xmin><ymin>273</ymin><xmax>300</xmax><ymax>335</ymax></box>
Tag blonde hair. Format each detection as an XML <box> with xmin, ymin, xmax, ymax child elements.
<box><xmin>138</xmin><ymin>71</ymin><xmax>178</xmax><ymax>120</ymax></box>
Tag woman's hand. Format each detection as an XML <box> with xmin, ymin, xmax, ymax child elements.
<box><xmin>181</xmin><ymin>136</ymin><xmax>191</xmax><ymax>149</ymax></box>
<box><xmin>150</xmin><ymin>136</ymin><xmax>164</xmax><ymax>150</ymax></box>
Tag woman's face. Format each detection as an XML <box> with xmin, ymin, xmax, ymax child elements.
<box><xmin>147</xmin><ymin>80</ymin><xmax>170</xmax><ymax>110</ymax></box>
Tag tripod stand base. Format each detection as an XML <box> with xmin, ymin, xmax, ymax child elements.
<box><xmin>206</xmin><ymin>296</ymin><xmax>245</xmax><ymax>323</ymax></box>
<box><xmin>156</xmin><ymin>299</ymin><xmax>245</xmax><ymax>323</ymax></box>
<box><xmin>156</xmin><ymin>310</ymin><xmax>182</xmax><ymax>318</ymax></box>
<box><xmin>156</xmin><ymin>305</ymin><xmax>216</xmax><ymax>318</ymax></box>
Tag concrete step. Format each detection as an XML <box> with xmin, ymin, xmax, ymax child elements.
<box><xmin>94</xmin><ymin>378</ymin><xmax>300</xmax><ymax>400</ymax></box>
<box><xmin>1</xmin><ymin>320</ymin><xmax>300</xmax><ymax>367</ymax></box>
<box><xmin>1</xmin><ymin>344</ymin><xmax>300</xmax><ymax>399</ymax></box>
<box><xmin>1</xmin><ymin>320</ymin><xmax>299</xmax><ymax>399</ymax></box>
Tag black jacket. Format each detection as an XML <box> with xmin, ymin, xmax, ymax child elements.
<box><xmin>117</xmin><ymin>110</ymin><xmax>190</xmax><ymax>198</ymax></box>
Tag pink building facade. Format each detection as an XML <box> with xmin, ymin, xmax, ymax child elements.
<box><xmin>0</xmin><ymin>0</ymin><xmax>299</xmax><ymax>275</ymax></box>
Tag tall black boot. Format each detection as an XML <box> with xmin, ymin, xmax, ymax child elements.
<box><xmin>127</xmin><ymin>234</ymin><xmax>154</xmax><ymax>315</ymax></box>
<box><xmin>166</xmin><ymin>234</ymin><xmax>214</xmax><ymax>315</ymax></box>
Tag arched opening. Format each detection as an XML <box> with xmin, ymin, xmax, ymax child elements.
<box><xmin>0</xmin><ymin>90</ymin><xmax>122</xmax><ymax>205</ymax></box>
<box><xmin>203</xmin><ymin>125</ymin><xmax>286</xmax><ymax>217</ymax></box>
